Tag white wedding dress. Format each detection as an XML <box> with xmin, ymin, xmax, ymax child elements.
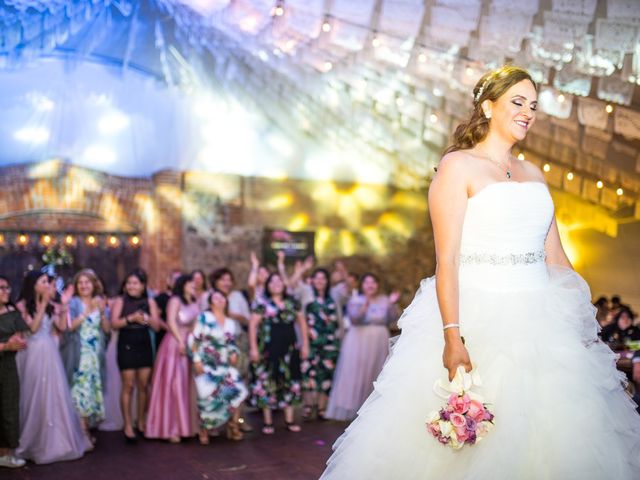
<box><xmin>321</xmin><ymin>181</ymin><xmax>640</xmax><ymax>480</ymax></box>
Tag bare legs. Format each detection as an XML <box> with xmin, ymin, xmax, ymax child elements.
<box><xmin>135</xmin><ymin>368</ymin><xmax>151</xmax><ymax>432</ymax></box>
<box><xmin>120</xmin><ymin>370</ymin><xmax>136</xmax><ymax>438</ymax></box>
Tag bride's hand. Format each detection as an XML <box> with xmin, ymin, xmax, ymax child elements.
<box><xmin>443</xmin><ymin>338</ymin><xmax>472</xmax><ymax>382</ymax></box>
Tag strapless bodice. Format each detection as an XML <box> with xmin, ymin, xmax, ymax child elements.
<box><xmin>459</xmin><ymin>182</ymin><xmax>554</xmax><ymax>291</ymax></box>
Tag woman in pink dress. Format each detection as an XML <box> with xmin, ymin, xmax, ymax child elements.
<box><xmin>145</xmin><ymin>274</ymin><xmax>200</xmax><ymax>442</ymax></box>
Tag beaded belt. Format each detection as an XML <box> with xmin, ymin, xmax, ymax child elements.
<box><xmin>459</xmin><ymin>250</ymin><xmax>546</xmax><ymax>266</ymax></box>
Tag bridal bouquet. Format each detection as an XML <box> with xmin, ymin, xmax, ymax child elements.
<box><xmin>426</xmin><ymin>367</ymin><xmax>494</xmax><ymax>449</ymax></box>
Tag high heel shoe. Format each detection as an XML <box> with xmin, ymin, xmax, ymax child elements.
<box><xmin>123</xmin><ymin>430</ymin><xmax>137</xmax><ymax>445</ymax></box>
<box><xmin>226</xmin><ymin>419</ymin><xmax>244</xmax><ymax>441</ymax></box>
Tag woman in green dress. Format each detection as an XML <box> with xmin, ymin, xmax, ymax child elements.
<box><xmin>249</xmin><ymin>273</ymin><xmax>309</xmax><ymax>434</ymax></box>
<box><xmin>301</xmin><ymin>268</ymin><xmax>343</xmax><ymax>420</ymax></box>
<box><xmin>68</xmin><ymin>269</ymin><xmax>110</xmax><ymax>445</ymax></box>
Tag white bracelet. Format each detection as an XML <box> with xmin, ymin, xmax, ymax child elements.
<box><xmin>443</xmin><ymin>323</ymin><xmax>460</xmax><ymax>331</ymax></box>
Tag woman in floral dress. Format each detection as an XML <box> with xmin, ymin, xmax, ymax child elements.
<box><xmin>249</xmin><ymin>273</ymin><xmax>309</xmax><ymax>434</ymax></box>
<box><xmin>68</xmin><ymin>269</ymin><xmax>110</xmax><ymax>445</ymax></box>
<box><xmin>301</xmin><ymin>268</ymin><xmax>342</xmax><ymax>420</ymax></box>
<box><xmin>189</xmin><ymin>289</ymin><xmax>248</xmax><ymax>444</ymax></box>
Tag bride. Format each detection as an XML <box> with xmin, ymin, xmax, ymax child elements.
<box><xmin>320</xmin><ymin>66</ymin><xmax>640</xmax><ymax>480</ymax></box>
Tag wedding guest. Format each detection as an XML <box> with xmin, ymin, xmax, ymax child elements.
<box><xmin>189</xmin><ymin>289</ymin><xmax>248</xmax><ymax>444</ymax></box>
<box><xmin>601</xmin><ymin>308</ymin><xmax>640</xmax><ymax>349</ymax></box>
<box><xmin>593</xmin><ymin>296</ymin><xmax>610</xmax><ymax>328</ymax></box>
<box><xmin>325</xmin><ymin>273</ymin><xmax>400</xmax><ymax>421</ymax></box>
<box><xmin>68</xmin><ymin>269</ymin><xmax>110</xmax><ymax>445</ymax></box>
<box><xmin>191</xmin><ymin>269</ymin><xmax>208</xmax><ymax>308</ymax></box>
<box><xmin>249</xmin><ymin>273</ymin><xmax>309</xmax><ymax>434</ymax></box>
<box><xmin>154</xmin><ymin>269</ymin><xmax>182</xmax><ymax>351</ymax></box>
<box><xmin>146</xmin><ymin>274</ymin><xmax>199</xmax><ymax>443</ymax></box>
<box><xmin>248</xmin><ymin>252</ymin><xmax>270</xmax><ymax>301</ymax></box>
<box><xmin>111</xmin><ymin>269</ymin><xmax>160</xmax><ymax>442</ymax></box>
<box><xmin>0</xmin><ymin>275</ymin><xmax>28</xmax><ymax>469</ymax></box>
<box><xmin>15</xmin><ymin>271</ymin><xmax>91</xmax><ymax>463</ymax></box>
<box><xmin>301</xmin><ymin>268</ymin><xmax>342</xmax><ymax>420</ymax></box>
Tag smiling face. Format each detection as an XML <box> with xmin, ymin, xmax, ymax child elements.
<box><xmin>484</xmin><ymin>79</ymin><xmax>537</xmax><ymax>143</ymax></box>
<box><xmin>266</xmin><ymin>274</ymin><xmax>285</xmax><ymax>297</ymax></box>
<box><xmin>76</xmin><ymin>274</ymin><xmax>95</xmax><ymax>298</ymax></box>
<box><xmin>360</xmin><ymin>275</ymin><xmax>379</xmax><ymax>297</ymax></box>
<box><xmin>209</xmin><ymin>290</ymin><xmax>227</xmax><ymax>311</ymax></box>
<box><xmin>215</xmin><ymin>273</ymin><xmax>233</xmax><ymax>295</ymax></box>
<box><xmin>35</xmin><ymin>274</ymin><xmax>50</xmax><ymax>297</ymax></box>
<box><xmin>125</xmin><ymin>275</ymin><xmax>144</xmax><ymax>297</ymax></box>
<box><xmin>311</xmin><ymin>270</ymin><xmax>329</xmax><ymax>294</ymax></box>
<box><xmin>0</xmin><ymin>278</ymin><xmax>11</xmax><ymax>305</ymax></box>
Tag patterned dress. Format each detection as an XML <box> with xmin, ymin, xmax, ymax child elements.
<box><xmin>302</xmin><ymin>295</ymin><xmax>341</xmax><ymax>395</ymax></box>
<box><xmin>70</xmin><ymin>304</ymin><xmax>105</xmax><ymax>424</ymax></box>
<box><xmin>250</xmin><ymin>297</ymin><xmax>302</xmax><ymax>410</ymax></box>
<box><xmin>188</xmin><ymin>312</ymin><xmax>248</xmax><ymax>430</ymax></box>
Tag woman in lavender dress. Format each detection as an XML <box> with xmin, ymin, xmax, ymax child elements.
<box><xmin>325</xmin><ymin>273</ymin><xmax>399</xmax><ymax>421</ymax></box>
<box><xmin>15</xmin><ymin>271</ymin><xmax>91</xmax><ymax>464</ymax></box>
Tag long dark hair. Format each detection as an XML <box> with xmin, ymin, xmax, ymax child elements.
<box><xmin>120</xmin><ymin>268</ymin><xmax>149</xmax><ymax>299</ymax></box>
<box><xmin>264</xmin><ymin>272</ymin><xmax>287</xmax><ymax>300</ymax></box>
<box><xmin>172</xmin><ymin>274</ymin><xmax>194</xmax><ymax>305</ymax></box>
<box><xmin>209</xmin><ymin>267</ymin><xmax>234</xmax><ymax>290</ymax></box>
<box><xmin>18</xmin><ymin>270</ymin><xmax>54</xmax><ymax>317</ymax></box>
<box><xmin>191</xmin><ymin>269</ymin><xmax>208</xmax><ymax>291</ymax></box>
<box><xmin>359</xmin><ymin>272</ymin><xmax>380</xmax><ymax>294</ymax></box>
<box><xmin>444</xmin><ymin>65</ymin><xmax>537</xmax><ymax>154</ymax></box>
<box><xmin>311</xmin><ymin>268</ymin><xmax>331</xmax><ymax>299</ymax></box>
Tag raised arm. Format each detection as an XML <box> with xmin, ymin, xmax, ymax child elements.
<box><xmin>248</xmin><ymin>312</ymin><xmax>262</xmax><ymax>362</ymax></box>
<box><xmin>428</xmin><ymin>153</ymin><xmax>473</xmax><ymax>381</ymax></box>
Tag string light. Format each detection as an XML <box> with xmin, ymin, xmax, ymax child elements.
<box><xmin>557</xmin><ymin>94</ymin><xmax>566</xmax><ymax>103</ymax></box>
<box><xmin>42</xmin><ymin>234</ymin><xmax>52</xmax><ymax>245</ymax></box>
<box><xmin>131</xmin><ymin>235</ymin><xmax>140</xmax><ymax>246</ymax></box>
<box><xmin>272</xmin><ymin>4</ymin><xmax>285</xmax><ymax>17</ymax></box>
<box><xmin>596</xmin><ymin>180</ymin><xmax>603</xmax><ymax>189</ymax></box>
<box><xmin>429</xmin><ymin>113</ymin><xmax>438</xmax><ymax>123</ymax></box>
<box><xmin>418</xmin><ymin>52</ymin><xmax>427</xmax><ymax>63</ymax></box>
<box><xmin>108</xmin><ymin>235</ymin><xmax>119</xmax><ymax>247</ymax></box>
<box><xmin>543</xmin><ymin>163</ymin><xmax>551</xmax><ymax>172</ymax></box>
<box><xmin>371</xmin><ymin>36</ymin><xmax>381</xmax><ymax>48</ymax></box>
<box><xmin>65</xmin><ymin>235</ymin><xmax>74</xmax><ymax>245</ymax></box>
<box><xmin>566</xmin><ymin>172</ymin><xmax>574</xmax><ymax>181</ymax></box>
<box><xmin>465</xmin><ymin>67</ymin><xmax>474</xmax><ymax>76</ymax></box>
<box><xmin>322</xmin><ymin>21</ymin><xmax>332</xmax><ymax>33</ymax></box>
<box><xmin>396</xmin><ymin>97</ymin><xmax>405</xmax><ymax>107</ymax></box>
<box><xmin>605</xmin><ymin>104</ymin><xmax>613</xmax><ymax>114</ymax></box>
<box><xmin>517</xmin><ymin>153</ymin><xmax>525</xmax><ymax>161</ymax></box>
<box><xmin>616</xmin><ymin>188</ymin><xmax>624</xmax><ymax>196</ymax></box>
<box><xmin>323</xmin><ymin>61</ymin><xmax>333</xmax><ymax>72</ymax></box>
<box><xmin>87</xmin><ymin>235</ymin><xmax>96</xmax><ymax>246</ymax></box>
<box><xmin>18</xmin><ymin>234</ymin><xmax>28</xmax><ymax>246</ymax></box>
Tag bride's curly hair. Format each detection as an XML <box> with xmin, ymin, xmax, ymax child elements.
<box><xmin>444</xmin><ymin>65</ymin><xmax>537</xmax><ymax>155</ymax></box>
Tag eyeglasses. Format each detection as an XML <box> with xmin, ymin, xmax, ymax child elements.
<box><xmin>0</xmin><ymin>286</ymin><xmax>11</xmax><ymax>291</ymax></box>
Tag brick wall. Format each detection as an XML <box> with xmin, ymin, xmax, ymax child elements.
<box><xmin>0</xmin><ymin>160</ymin><xmax>434</xmax><ymax>299</ymax></box>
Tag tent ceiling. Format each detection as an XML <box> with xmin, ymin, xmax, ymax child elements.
<box><xmin>1</xmin><ymin>0</ymin><xmax>640</xmax><ymax>222</ymax></box>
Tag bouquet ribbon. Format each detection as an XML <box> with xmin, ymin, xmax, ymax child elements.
<box><xmin>433</xmin><ymin>366</ymin><xmax>485</xmax><ymax>403</ymax></box>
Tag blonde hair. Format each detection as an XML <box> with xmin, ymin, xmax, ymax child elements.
<box><xmin>444</xmin><ymin>65</ymin><xmax>537</xmax><ymax>154</ymax></box>
<box><xmin>73</xmin><ymin>268</ymin><xmax>104</xmax><ymax>297</ymax></box>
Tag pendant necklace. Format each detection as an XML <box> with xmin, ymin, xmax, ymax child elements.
<box><xmin>485</xmin><ymin>154</ymin><xmax>513</xmax><ymax>180</ymax></box>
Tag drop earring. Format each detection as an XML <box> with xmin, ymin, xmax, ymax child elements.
<box><xmin>484</xmin><ymin>111</ymin><xmax>492</xmax><ymax>119</ymax></box>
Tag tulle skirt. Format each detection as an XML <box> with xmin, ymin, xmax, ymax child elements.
<box><xmin>99</xmin><ymin>330</ymin><xmax>125</xmax><ymax>431</ymax></box>
<box><xmin>145</xmin><ymin>330</ymin><xmax>198</xmax><ymax>439</ymax></box>
<box><xmin>321</xmin><ymin>266</ymin><xmax>640</xmax><ymax>480</ymax></box>
<box><xmin>16</xmin><ymin>334</ymin><xmax>91</xmax><ymax>464</ymax></box>
<box><xmin>325</xmin><ymin>325</ymin><xmax>389</xmax><ymax>421</ymax></box>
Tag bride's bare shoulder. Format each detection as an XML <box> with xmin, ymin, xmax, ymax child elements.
<box><xmin>435</xmin><ymin>150</ymin><xmax>476</xmax><ymax>175</ymax></box>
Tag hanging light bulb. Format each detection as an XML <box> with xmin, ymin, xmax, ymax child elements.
<box><xmin>87</xmin><ymin>235</ymin><xmax>97</xmax><ymax>246</ymax></box>
<box><xmin>517</xmin><ymin>153</ymin><xmax>525</xmax><ymax>161</ymax></box>
<box><xmin>322</xmin><ymin>21</ymin><xmax>332</xmax><ymax>33</ymax></box>
<box><xmin>418</xmin><ymin>52</ymin><xmax>427</xmax><ymax>63</ymax></box>
<box><xmin>557</xmin><ymin>94</ymin><xmax>566</xmax><ymax>103</ymax></box>
<box><xmin>108</xmin><ymin>235</ymin><xmax>119</xmax><ymax>247</ymax></box>
<box><xmin>543</xmin><ymin>164</ymin><xmax>551</xmax><ymax>172</ymax></box>
<box><xmin>273</xmin><ymin>3</ymin><xmax>285</xmax><ymax>17</ymax></box>
<box><xmin>131</xmin><ymin>235</ymin><xmax>141</xmax><ymax>246</ymax></box>
<box><xmin>616</xmin><ymin>188</ymin><xmax>624</xmax><ymax>196</ymax></box>
<box><xmin>605</xmin><ymin>104</ymin><xmax>613</xmax><ymax>114</ymax></box>
<box><xmin>42</xmin><ymin>234</ymin><xmax>52</xmax><ymax>246</ymax></box>
<box><xmin>429</xmin><ymin>113</ymin><xmax>438</xmax><ymax>123</ymax></box>
<box><xmin>596</xmin><ymin>180</ymin><xmax>604</xmax><ymax>189</ymax></box>
<box><xmin>17</xmin><ymin>234</ymin><xmax>28</xmax><ymax>246</ymax></box>
<box><xmin>371</xmin><ymin>36</ymin><xmax>381</xmax><ymax>48</ymax></box>
<box><xmin>566</xmin><ymin>172</ymin><xmax>574</xmax><ymax>181</ymax></box>
<box><xmin>65</xmin><ymin>235</ymin><xmax>74</xmax><ymax>246</ymax></box>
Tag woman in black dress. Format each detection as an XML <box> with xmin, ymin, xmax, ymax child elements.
<box><xmin>0</xmin><ymin>275</ymin><xmax>28</xmax><ymax>468</ymax></box>
<box><xmin>110</xmin><ymin>269</ymin><xmax>160</xmax><ymax>442</ymax></box>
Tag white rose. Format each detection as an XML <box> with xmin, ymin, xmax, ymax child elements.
<box><xmin>426</xmin><ymin>410</ymin><xmax>440</xmax><ymax>424</ymax></box>
<box><xmin>438</xmin><ymin>421</ymin><xmax>452</xmax><ymax>437</ymax></box>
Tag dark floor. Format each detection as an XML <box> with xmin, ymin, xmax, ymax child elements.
<box><xmin>9</xmin><ymin>413</ymin><xmax>346</xmax><ymax>480</ymax></box>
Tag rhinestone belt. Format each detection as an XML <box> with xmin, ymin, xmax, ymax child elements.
<box><xmin>460</xmin><ymin>250</ymin><xmax>546</xmax><ymax>266</ymax></box>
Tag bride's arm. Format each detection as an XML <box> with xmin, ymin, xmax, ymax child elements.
<box><xmin>428</xmin><ymin>153</ymin><xmax>473</xmax><ymax>381</ymax></box>
<box><xmin>544</xmin><ymin>217</ymin><xmax>573</xmax><ymax>269</ymax></box>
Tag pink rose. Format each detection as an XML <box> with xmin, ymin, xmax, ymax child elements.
<box><xmin>448</xmin><ymin>394</ymin><xmax>470</xmax><ymax>414</ymax></box>
<box><xmin>455</xmin><ymin>426</ymin><xmax>468</xmax><ymax>443</ymax></box>
<box><xmin>467</xmin><ymin>400</ymin><xmax>486</xmax><ymax>423</ymax></box>
<box><xmin>449</xmin><ymin>413</ymin><xmax>466</xmax><ymax>429</ymax></box>
<box><xmin>427</xmin><ymin>422</ymin><xmax>441</xmax><ymax>437</ymax></box>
